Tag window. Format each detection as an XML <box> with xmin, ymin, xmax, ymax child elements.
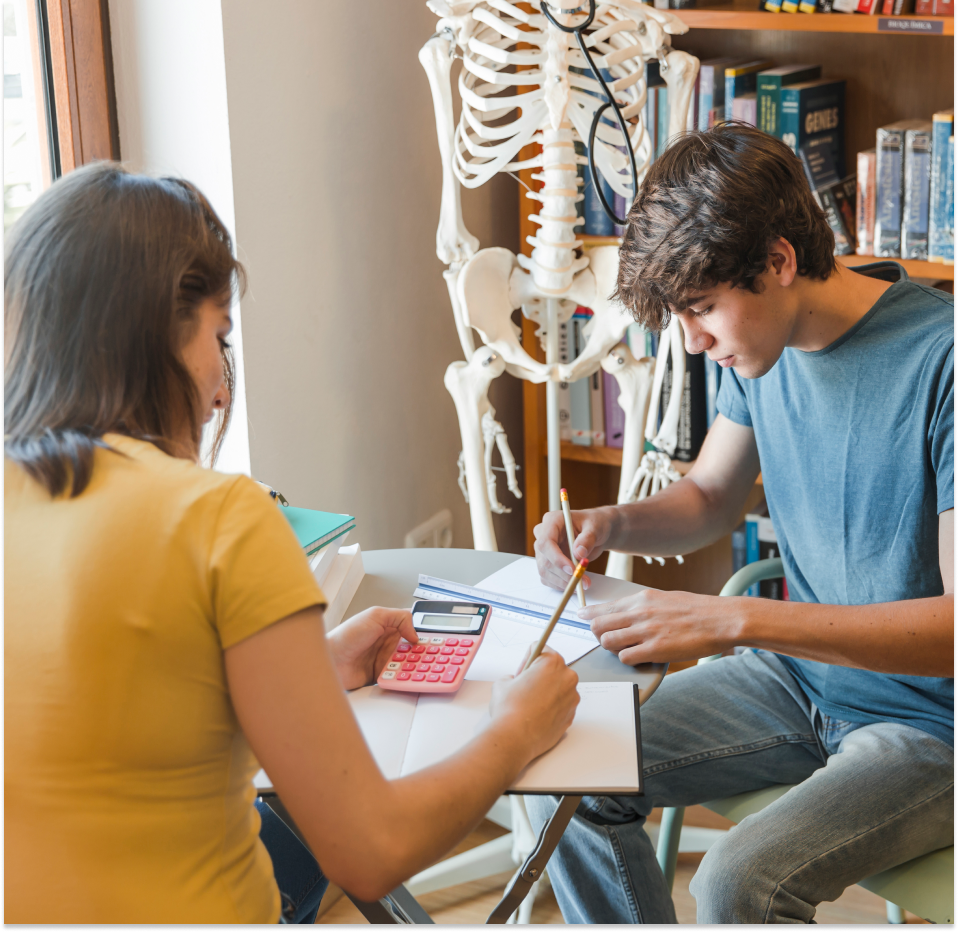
<box><xmin>3</xmin><ymin>0</ymin><xmax>55</xmax><ymax>231</ymax></box>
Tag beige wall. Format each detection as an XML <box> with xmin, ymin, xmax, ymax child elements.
<box><xmin>219</xmin><ymin>1</ymin><xmax>525</xmax><ymax>552</ymax></box>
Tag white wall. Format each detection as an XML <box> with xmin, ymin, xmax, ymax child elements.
<box><xmin>219</xmin><ymin>1</ymin><xmax>521</xmax><ymax>551</ymax></box>
<box><xmin>108</xmin><ymin>0</ymin><xmax>251</xmax><ymax>475</ymax></box>
<box><xmin>109</xmin><ymin>0</ymin><xmax>523</xmax><ymax>551</ymax></box>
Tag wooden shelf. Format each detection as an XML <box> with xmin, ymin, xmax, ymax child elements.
<box><xmin>671</xmin><ymin>3</ymin><xmax>953</xmax><ymax>34</ymax></box>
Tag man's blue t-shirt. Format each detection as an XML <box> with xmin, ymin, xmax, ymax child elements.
<box><xmin>716</xmin><ymin>262</ymin><xmax>954</xmax><ymax>746</ymax></box>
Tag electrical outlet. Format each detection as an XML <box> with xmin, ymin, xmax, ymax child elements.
<box><xmin>404</xmin><ymin>509</ymin><xmax>453</xmax><ymax>549</ymax></box>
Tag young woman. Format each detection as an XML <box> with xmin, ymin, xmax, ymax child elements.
<box><xmin>4</xmin><ymin>163</ymin><xmax>580</xmax><ymax>923</ymax></box>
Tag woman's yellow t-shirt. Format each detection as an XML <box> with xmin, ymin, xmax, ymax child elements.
<box><xmin>5</xmin><ymin>435</ymin><xmax>325</xmax><ymax>923</ymax></box>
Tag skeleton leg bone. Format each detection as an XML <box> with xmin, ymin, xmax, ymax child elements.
<box><xmin>444</xmin><ymin>346</ymin><xmax>507</xmax><ymax>551</ymax></box>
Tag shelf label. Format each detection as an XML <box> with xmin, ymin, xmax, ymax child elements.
<box><xmin>878</xmin><ymin>16</ymin><xmax>945</xmax><ymax>32</ymax></box>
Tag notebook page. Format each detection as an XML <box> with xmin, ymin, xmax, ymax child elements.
<box><xmin>347</xmin><ymin>685</ymin><xmax>419</xmax><ymax>780</ymax></box>
<box><xmin>399</xmin><ymin>680</ymin><xmax>494</xmax><ymax>776</ymax></box>
<box><xmin>513</xmin><ymin>681</ymin><xmax>639</xmax><ymax>794</ymax></box>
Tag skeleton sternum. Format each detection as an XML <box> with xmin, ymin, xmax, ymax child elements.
<box><xmin>527</xmin><ymin>125</ymin><xmax>582</xmax><ymax>296</ymax></box>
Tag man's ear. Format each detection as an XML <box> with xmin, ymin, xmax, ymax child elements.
<box><xmin>768</xmin><ymin>237</ymin><xmax>798</xmax><ymax>287</ymax></box>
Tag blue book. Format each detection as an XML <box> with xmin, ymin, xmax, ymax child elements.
<box><xmin>704</xmin><ymin>357</ymin><xmax>721</xmax><ymax>428</ymax></box>
<box><xmin>745</xmin><ymin>512</ymin><xmax>760</xmax><ymax>596</ymax></box>
<box><xmin>780</xmin><ymin>79</ymin><xmax>846</xmax><ymax>183</ymax></box>
<box><xmin>281</xmin><ymin>506</ymin><xmax>355</xmax><ymax>555</ymax></box>
<box><xmin>902</xmin><ymin>123</ymin><xmax>933</xmax><ymax>260</ymax></box>
<box><xmin>875</xmin><ymin>121</ymin><xmax>927</xmax><ymax>258</ymax></box>
<box><xmin>697</xmin><ymin>59</ymin><xmax>735</xmax><ymax>131</ymax></box>
<box><xmin>944</xmin><ymin>136</ymin><xmax>955</xmax><ymax>264</ymax></box>
<box><xmin>584</xmin><ymin>170</ymin><xmax>615</xmax><ymax>236</ymax></box>
<box><xmin>656</xmin><ymin>86</ymin><xmax>671</xmax><ymax>158</ymax></box>
<box><xmin>724</xmin><ymin>61</ymin><xmax>771</xmax><ymax>123</ymax></box>
<box><xmin>929</xmin><ymin>110</ymin><xmax>954</xmax><ymax>263</ymax></box>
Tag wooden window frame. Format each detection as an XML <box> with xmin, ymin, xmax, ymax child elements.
<box><xmin>42</xmin><ymin>0</ymin><xmax>119</xmax><ymax>172</ymax></box>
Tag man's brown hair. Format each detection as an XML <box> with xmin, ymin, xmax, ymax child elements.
<box><xmin>614</xmin><ymin>123</ymin><xmax>837</xmax><ymax>331</ymax></box>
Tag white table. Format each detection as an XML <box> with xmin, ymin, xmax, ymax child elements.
<box><xmin>263</xmin><ymin>548</ymin><xmax>667</xmax><ymax>924</ymax></box>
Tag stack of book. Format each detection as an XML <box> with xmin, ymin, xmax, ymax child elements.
<box><xmin>858</xmin><ymin>112</ymin><xmax>954</xmax><ymax>262</ymax></box>
<box><xmin>280</xmin><ymin>504</ymin><xmax>364</xmax><ymax>632</ymax></box>
<box><xmin>732</xmin><ymin>504</ymin><xmax>789</xmax><ymax>600</ymax></box>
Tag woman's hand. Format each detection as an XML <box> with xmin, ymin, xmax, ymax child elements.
<box><xmin>326</xmin><ymin>607</ymin><xmax>418</xmax><ymax>690</ymax></box>
<box><xmin>533</xmin><ymin>507</ymin><xmax>615</xmax><ymax>591</ymax></box>
<box><xmin>489</xmin><ymin>647</ymin><xmax>580</xmax><ymax>764</ymax></box>
<box><xmin>579</xmin><ymin>589</ymin><xmax>744</xmax><ymax>665</ymax></box>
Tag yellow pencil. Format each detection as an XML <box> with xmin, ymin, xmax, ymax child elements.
<box><xmin>521</xmin><ymin>558</ymin><xmax>589</xmax><ymax>673</ymax></box>
<box><xmin>560</xmin><ymin>488</ymin><xmax>587</xmax><ymax>608</ymax></box>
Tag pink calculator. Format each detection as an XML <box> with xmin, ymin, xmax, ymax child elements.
<box><xmin>377</xmin><ymin>600</ymin><xmax>490</xmax><ymax>694</ymax></box>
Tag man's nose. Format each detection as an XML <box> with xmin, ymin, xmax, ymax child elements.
<box><xmin>682</xmin><ymin>321</ymin><xmax>712</xmax><ymax>355</ymax></box>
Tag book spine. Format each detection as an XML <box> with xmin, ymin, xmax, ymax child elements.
<box><xmin>780</xmin><ymin>88</ymin><xmax>800</xmax><ymax>154</ymax></box>
<box><xmin>603</xmin><ymin>370</ymin><xmax>625</xmax><ymax>448</ymax></box>
<box><xmin>724</xmin><ymin>73</ymin><xmax>735</xmax><ymax>122</ymax></box>
<box><xmin>856</xmin><ymin>149</ymin><xmax>876</xmax><ymax>256</ymax></box>
<box><xmin>569</xmin><ymin>318</ymin><xmax>592</xmax><ymax>446</ymax></box>
<box><xmin>698</xmin><ymin>65</ymin><xmax>713</xmax><ymax>132</ymax></box>
<box><xmin>745</xmin><ymin>514</ymin><xmax>760</xmax><ymax>596</ymax></box>
<box><xmin>732</xmin><ymin>93</ymin><xmax>758</xmax><ymax>128</ymax></box>
<box><xmin>558</xmin><ymin>321</ymin><xmax>572</xmax><ymax>440</ymax></box>
<box><xmin>875</xmin><ymin>125</ymin><xmax>905</xmax><ymax>258</ymax></box>
<box><xmin>819</xmin><ymin>184</ymin><xmax>854</xmax><ymax>255</ymax></box>
<box><xmin>757</xmin><ymin>518</ymin><xmax>784</xmax><ymax>600</ymax></box>
<box><xmin>590</xmin><ymin>366</ymin><xmax>605</xmax><ymax>445</ymax></box>
<box><xmin>657</xmin><ymin>86</ymin><xmax>671</xmax><ymax>158</ymax></box>
<box><xmin>881</xmin><ymin>0</ymin><xmax>894</xmax><ymax>11</ymax></box>
<box><xmin>732</xmin><ymin>522</ymin><xmax>747</xmax><ymax>576</ymax></box>
<box><xmin>584</xmin><ymin>171</ymin><xmax>615</xmax><ymax>236</ymax></box>
<box><xmin>945</xmin><ymin>135</ymin><xmax>955</xmax><ymax>264</ymax></box>
<box><xmin>704</xmin><ymin>356</ymin><xmax>721</xmax><ymax>428</ymax></box>
<box><xmin>929</xmin><ymin>115</ymin><xmax>954</xmax><ymax>261</ymax></box>
<box><xmin>757</xmin><ymin>76</ymin><xmax>781</xmax><ymax>135</ymax></box>
<box><xmin>613</xmin><ymin>192</ymin><xmax>628</xmax><ymax>236</ymax></box>
<box><xmin>902</xmin><ymin>126</ymin><xmax>932</xmax><ymax>260</ymax></box>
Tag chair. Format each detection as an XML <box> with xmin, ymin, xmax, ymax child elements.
<box><xmin>655</xmin><ymin>558</ymin><xmax>954</xmax><ymax>924</ymax></box>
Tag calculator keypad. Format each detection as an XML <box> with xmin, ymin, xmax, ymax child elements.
<box><xmin>379</xmin><ymin>631</ymin><xmax>480</xmax><ymax>692</ymax></box>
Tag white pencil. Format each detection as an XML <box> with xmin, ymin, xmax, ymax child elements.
<box><xmin>560</xmin><ymin>488</ymin><xmax>587</xmax><ymax>608</ymax></box>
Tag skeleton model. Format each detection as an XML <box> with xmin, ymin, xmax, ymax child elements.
<box><xmin>421</xmin><ymin>0</ymin><xmax>699</xmax><ymax>578</ymax></box>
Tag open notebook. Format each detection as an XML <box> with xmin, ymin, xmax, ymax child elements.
<box><xmin>347</xmin><ymin>679</ymin><xmax>643</xmax><ymax>795</ymax></box>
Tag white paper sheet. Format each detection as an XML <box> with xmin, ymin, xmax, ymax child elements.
<box><xmin>346</xmin><ymin>685</ymin><xmax>419</xmax><ymax>779</ymax></box>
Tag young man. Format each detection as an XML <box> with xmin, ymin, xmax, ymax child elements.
<box><xmin>529</xmin><ymin>124</ymin><xmax>953</xmax><ymax>923</ymax></box>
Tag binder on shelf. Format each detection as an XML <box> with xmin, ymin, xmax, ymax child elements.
<box><xmin>929</xmin><ymin>111</ymin><xmax>955</xmax><ymax>263</ymax></box>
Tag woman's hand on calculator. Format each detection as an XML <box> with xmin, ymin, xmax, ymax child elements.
<box><xmin>327</xmin><ymin>607</ymin><xmax>418</xmax><ymax>690</ymax></box>
<box><xmin>489</xmin><ymin>647</ymin><xmax>580</xmax><ymax>763</ymax></box>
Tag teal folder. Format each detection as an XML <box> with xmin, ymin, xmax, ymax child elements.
<box><xmin>281</xmin><ymin>506</ymin><xmax>355</xmax><ymax>555</ymax></box>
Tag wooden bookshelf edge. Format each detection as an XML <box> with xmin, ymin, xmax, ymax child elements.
<box><xmin>672</xmin><ymin>6</ymin><xmax>954</xmax><ymax>34</ymax></box>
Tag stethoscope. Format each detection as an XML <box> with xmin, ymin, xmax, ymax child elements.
<box><xmin>540</xmin><ymin>0</ymin><xmax>640</xmax><ymax>226</ymax></box>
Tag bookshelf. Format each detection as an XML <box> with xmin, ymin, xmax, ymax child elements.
<box><xmin>517</xmin><ymin>11</ymin><xmax>953</xmax><ymax>596</ymax></box>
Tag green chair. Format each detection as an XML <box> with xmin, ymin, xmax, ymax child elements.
<box><xmin>654</xmin><ymin>558</ymin><xmax>954</xmax><ymax>925</ymax></box>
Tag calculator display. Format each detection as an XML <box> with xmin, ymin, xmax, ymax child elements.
<box><xmin>420</xmin><ymin>614</ymin><xmax>476</xmax><ymax>629</ymax></box>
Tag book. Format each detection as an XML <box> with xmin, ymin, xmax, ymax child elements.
<box><xmin>902</xmin><ymin>122</ymin><xmax>934</xmax><ymax>260</ymax></box>
<box><xmin>320</xmin><ymin>543</ymin><xmax>365</xmax><ymax>632</ymax></box>
<box><xmin>780</xmin><ymin>79</ymin><xmax>846</xmax><ymax>181</ymax></box>
<box><xmin>704</xmin><ymin>356</ymin><xmax>722</xmax><ymax>428</ymax></box>
<box><xmin>613</xmin><ymin>192</ymin><xmax>628</xmax><ymax>237</ymax></box>
<box><xmin>915</xmin><ymin>0</ymin><xmax>953</xmax><ymax>12</ymax></box>
<box><xmin>309</xmin><ymin>531</ymin><xmax>350</xmax><ymax>588</ymax></box>
<box><xmin>875</xmin><ymin>120</ymin><xmax>928</xmax><ymax>257</ymax></box>
<box><xmin>697</xmin><ymin>59</ymin><xmax>737</xmax><ymax>131</ymax></box>
<box><xmin>798</xmin><ymin>0</ymin><xmax>818</xmax><ymax>13</ymax></box>
<box><xmin>656</xmin><ymin>85</ymin><xmax>672</xmax><ymax>158</ymax></box>
<box><xmin>799</xmin><ymin>136</ymin><xmax>841</xmax><ymax>191</ymax></box>
<box><xmin>881</xmin><ymin>0</ymin><xmax>915</xmax><ymax>12</ymax></box>
<box><xmin>660</xmin><ymin>349</ymin><xmax>707</xmax><ymax>462</ymax></box>
<box><xmin>342</xmin><ymin>678</ymin><xmax>643</xmax><ymax>795</ymax></box>
<box><xmin>558</xmin><ymin>320</ymin><xmax>572</xmax><ymax>440</ymax></box>
<box><xmin>856</xmin><ymin>149</ymin><xmax>877</xmax><ymax>256</ymax></box>
<box><xmin>281</xmin><ymin>505</ymin><xmax>355</xmax><ymax>556</ymax></box>
<box><xmin>816</xmin><ymin>175</ymin><xmax>857</xmax><ymax>255</ymax></box>
<box><xmin>831</xmin><ymin>0</ymin><xmax>858</xmax><ymax>10</ymax></box>
<box><xmin>570</xmin><ymin>315</ymin><xmax>592</xmax><ymax>446</ymax></box>
<box><xmin>584</xmin><ymin>170</ymin><xmax>615</xmax><ymax>236</ymax></box>
<box><xmin>929</xmin><ymin>110</ymin><xmax>954</xmax><ymax>262</ymax></box>
<box><xmin>732</xmin><ymin>521</ymin><xmax>747</xmax><ymax>577</ymax></box>
<box><xmin>603</xmin><ymin>370</ymin><xmax>626</xmax><ymax>448</ymax></box>
<box><xmin>725</xmin><ymin>61</ymin><xmax>773</xmax><ymax>122</ymax></box>
<box><xmin>945</xmin><ymin>135</ymin><xmax>955</xmax><ymax>264</ymax></box>
<box><xmin>756</xmin><ymin>64</ymin><xmax>822</xmax><ymax>137</ymax></box>
<box><xmin>856</xmin><ymin>0</ymin><xmax>881</xmax><ymax>11</ymax></box>
<box><xmin>626</xmin><ymin>321</ymin><xmax>652</xmax><ymax>359</ymax></box>
<box><xmin>745</xmin><ymin>511</ymin><xmax>761</xmax><ymax>596</ymax></box>
<box><xmin>732</xmin><ymin>91</ymin><xmax>758</xmax><ymax>127</ymax></box>
<box><xmin>757</xmin><ymin>523</ymin><xmax>785</xmax><ymax>600</ymax></box>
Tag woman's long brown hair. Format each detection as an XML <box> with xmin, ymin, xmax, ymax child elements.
<box><xmin>4</xmin><ymin>162</ymin><xmax>245</xmax><ymax>497</ymax></box>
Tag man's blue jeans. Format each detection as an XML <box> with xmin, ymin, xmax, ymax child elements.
<box><xmin>527</xmin><ymin>649</ymin><xmax>954</xmax><ymax>923</ymax></box>
<box><xmin>256</xmin><ymin>798</ymin><xmax>328</xmax><ymax>923</ymax></box>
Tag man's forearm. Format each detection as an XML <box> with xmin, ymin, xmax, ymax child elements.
<box><xmin>737</xmin><ymin>594</ymin><xmax>954</xmax><ymax>677</ymax></box>
<box><xmin>605</xmin><ymin>474</ymin><xmax>743</xmax><ymax>557</ymax></box>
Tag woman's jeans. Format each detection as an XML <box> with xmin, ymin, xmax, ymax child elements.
<box><xmin>527</xmin><ymin>649</ymin><xmax>954</xmax><ymax>924</ymax></box>
<box><xmin>256</xmin><ymin>798</ymin><xmax>329</xmax><ymax>924</ymax></box>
